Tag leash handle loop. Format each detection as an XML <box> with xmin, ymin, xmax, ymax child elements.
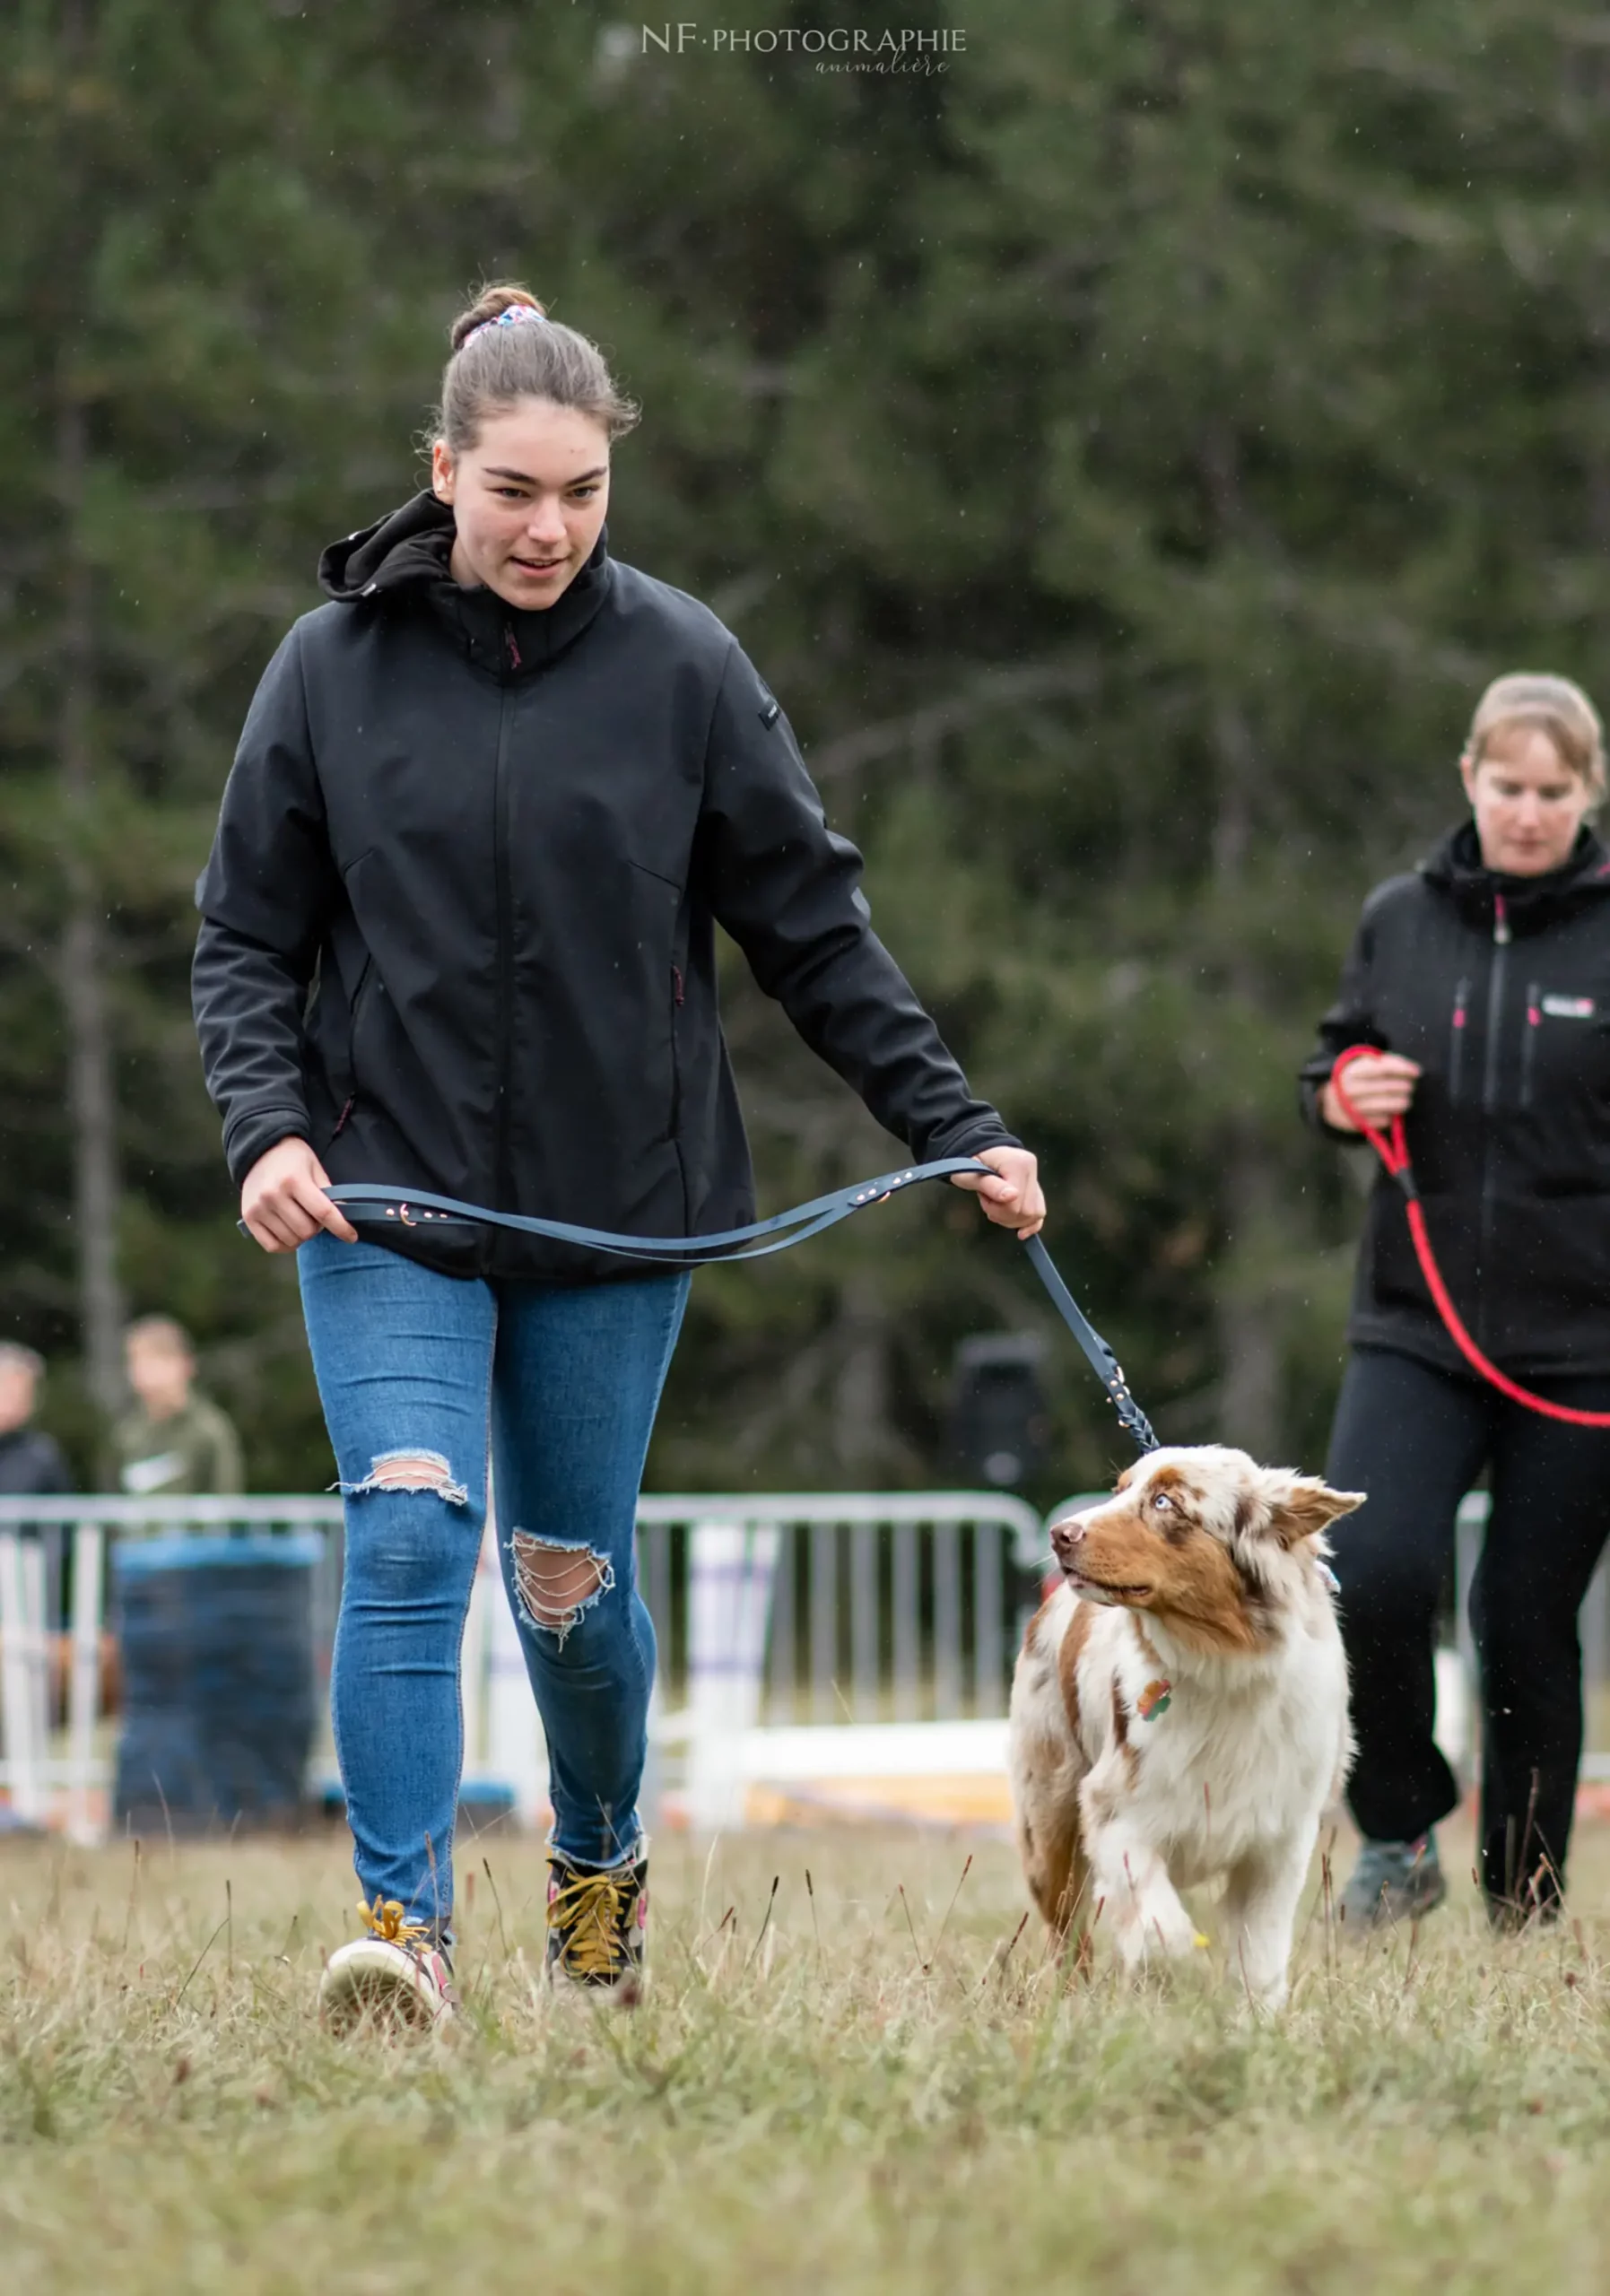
<box><xmin>1327</xmin><ymin>1045</ymin><xmax>1412</xmax><ymax>1180</ymax></box>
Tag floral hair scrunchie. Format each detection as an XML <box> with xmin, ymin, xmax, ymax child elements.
<box><xmin>466</xmin><ymin>304</ymin><xmax>548</xmax><ymax>344</ymax></box>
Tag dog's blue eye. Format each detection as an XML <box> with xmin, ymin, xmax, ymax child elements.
<box><xmin>1153</xmin><ymin>1492</ymin><xmax>1174</xmax><ymax>1511</ymax></box>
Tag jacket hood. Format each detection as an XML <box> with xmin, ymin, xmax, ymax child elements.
<box><xmin>1421</xmin><ymin>818</ymin><xmax>1610</xmax><ymax>935</ymax></box>
<box><xmin>318</xmin><ymin>490</ymin><xmax>613</xmax><ymax>673</ymax></box>
<box><xmin>318</xmin><ymin>489</ymin><xmax>458</xmax><ymax>599</ymax></box>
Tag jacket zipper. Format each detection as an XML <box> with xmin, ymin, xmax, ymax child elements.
<box><xmin>1520</xmin><ymin>978</ymin><xmax>1541</xmax><ymax>1109</ymax></box>
<box><xmin>335</xmin><ymin>957</ymin><xmax>376</xmax><ymax>1131</ymax></box>
<box><xmin>668</xmin><ymin>965</ymin><xmax>684</xmax><ymax>1139</ymax></box>
<box><xmin>493</xmin><ymin>630</ymin><xmax>518</xmax><ymax>1209</ymax></box>
<box><xmin>1477</xmin><ymin>891</ymin><xmax>1510</xmax><ymax>1340</ymax></box>
<box><xmin>1449</xmin><ymin>976</ymin><xmax>1469</xmax><ymax>1104</ymax></box>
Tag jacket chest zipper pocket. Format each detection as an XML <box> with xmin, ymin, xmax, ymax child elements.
<box><xmin>1519</xmin><ymin>988</ymin><xmax>1600</xmax><ymax>1110</ymax></box>
<box><xmin>1520</xmin><ymin>982</ymin><xmax>1541</xmax><ymax>1109</ymax></box>
<box><xmin>327</xmin><ymin>961</ymin><xmax>372</xmax><ymax>1144</ymax></box>
<box><xmin>345</xmin><ymin>959</ymin><xmax>376</xmax><ymax>1097</ymax></box>
<box><xmin>1449</xmin><ymin>977</ymin><xmax>1469</xmax><ymax>1104</ymax></box>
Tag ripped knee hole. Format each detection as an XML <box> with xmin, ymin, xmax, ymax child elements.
<box><xmin>509</xmin><ymin>1532</ymin><xmax>615</xmax><ymax>1636</ymax></box>
<box><xmin>335</xmin><ymin>1448</ymin><xmax>470</xmax><ymax>1507</ymax></box>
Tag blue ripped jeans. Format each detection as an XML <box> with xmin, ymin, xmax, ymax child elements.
<box><xmin>298</xmin><ymin>1234</ymin><xmax>689</xmax><ymax>1935</ymax></box>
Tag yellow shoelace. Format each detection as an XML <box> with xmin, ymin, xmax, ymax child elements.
<box><xmin>547</xmin><ymin>1868</ymin><xmax>634</xmax><ymax>1980</ymax></box>
<box><xmin>358</xmin><ymin>1895</ymin><xmax>432</xmax><ymax>1951</ymax></box>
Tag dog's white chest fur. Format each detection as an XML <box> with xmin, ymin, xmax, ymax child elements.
<box><xmin>1022</xmin><ymin>1585</ymin><xmax>1348</xmax><ymax>1887</ymax></box>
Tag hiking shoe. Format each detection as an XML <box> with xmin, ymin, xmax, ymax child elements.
<box><xmin>545</xmin><ymin>1847</ymin><xmax>648</xmax><ymax>2003</ymax></box>
<box><xmin>1338</xmin><ymin>1834</ymin><xmax>1447</xmax><ymax>1931</ymax></box>
<box><xmin>319</xmin><ymin>1896</ymin><xmax>458</xmax><ymax>2035</ymax></box>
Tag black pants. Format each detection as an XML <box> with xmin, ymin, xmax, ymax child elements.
<box><xmin>1326</xmin><ymin>1344</ymin><xmax>1610</xmax><ymax>1911</ymax></box>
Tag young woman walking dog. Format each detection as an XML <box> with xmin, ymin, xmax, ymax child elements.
<box><xmin>193</xmin><ymin>283</ymin><xmax>1043</xmax><ymax>2026</ymax></box>
<box><xmin>1303</xmin><ymin>673</ymin><xmax>1610</xmax><ymax>1929</ymax></box>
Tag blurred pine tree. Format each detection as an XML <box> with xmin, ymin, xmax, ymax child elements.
<box><xmin>3</xmin><ymin>0</ymin><xmax>1608</xmax><ymax>1492</ymax></box>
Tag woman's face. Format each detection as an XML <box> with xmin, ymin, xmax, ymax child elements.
<box><xmin>431</xmin><ymin>400</ymin><xmax>611</xmax><ymax>610</ymax></box>
<box><xmin>1459</xmin><ymin>723</ymin><xmax>1594</xmax><ymax>876</ymax></box>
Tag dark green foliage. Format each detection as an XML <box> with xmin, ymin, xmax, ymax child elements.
<box><xmin>2</xmin><ymin>2</ymin><xmax>1606</xmax><ymax>1492</ymax></box>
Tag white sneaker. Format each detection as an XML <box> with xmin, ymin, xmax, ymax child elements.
<box><xmin>319</xmin><ymin>1897</ymin><xmax>458</xmax><ymax>2035</ymax></box>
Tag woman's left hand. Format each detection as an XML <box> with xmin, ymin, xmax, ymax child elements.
<box><xmin>950</xmin><ymin>1146</ymin><xmax>1045</xmax><ymax>1239</ymax></box>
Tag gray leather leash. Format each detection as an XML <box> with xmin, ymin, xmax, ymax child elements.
<box><xmin>253</xmin><ymin>1157</ymin><xmax>1160</xmax><ymax>1456</ymax></box>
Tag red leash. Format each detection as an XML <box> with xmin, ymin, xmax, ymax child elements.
<box><xmin>1329</xmin><ymin>1043</ymin><xmax>1610</xmax><ymax>1427</ymax></box>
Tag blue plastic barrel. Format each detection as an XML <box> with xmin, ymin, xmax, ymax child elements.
<box><xmin>112</xmin><ymin>1534</ymin><xmax>320</xmax><ymax>1834</ymax></box>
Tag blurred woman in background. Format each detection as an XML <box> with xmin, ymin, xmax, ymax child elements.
<box><xmin>1302</xmin><ymin>673</ymin><xmax>1610</xmax><ymax>1928</ymax></box>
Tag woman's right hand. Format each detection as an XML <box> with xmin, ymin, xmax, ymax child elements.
<box><xmin>1320</xmin><ymin>1052</ymin><xmax>1422</xmax><ymax>1134</ymax></box>
<box><xmin>240</xmin><ymin>1137</ymin><xmax>360</xmax><ymax>1252</ymax></box>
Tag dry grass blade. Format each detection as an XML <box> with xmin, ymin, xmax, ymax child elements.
<box><xmin>743</xmin><ymin>1875</ymin><xmax>780</xmax><ymax>1974</ymax></box>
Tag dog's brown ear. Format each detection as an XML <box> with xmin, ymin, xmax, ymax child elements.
<box><xmin>1264</xmin><ymin>1474</ymin><xmax>1365</xmax><ymax>1547</ymax></box>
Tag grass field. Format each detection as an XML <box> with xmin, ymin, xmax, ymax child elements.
<box><xmin>4</xmin><ymin>1816</ymin><xmax>1610</xmax><ymax>2294</ymax></box>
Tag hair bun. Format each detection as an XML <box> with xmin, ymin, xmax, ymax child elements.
<box><xmin>432</xmin><ymin>282</ymin><xmax>641</xmax><ymax>451</ymax></box>
<box><xmin>449</xmin><ymin>283</ymin><xmax>548</xmax><ymax>353</ymax></box>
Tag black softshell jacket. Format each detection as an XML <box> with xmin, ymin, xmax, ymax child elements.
<box><xmin>1301</xmin><ymin>821</ymin><xmax>1610</xmax><ymax>1377</ymax></box>
<box><xmin>192</xmin><ymin>492</ymin><xmax>1015</xmax><ymax>1283</ymax></box>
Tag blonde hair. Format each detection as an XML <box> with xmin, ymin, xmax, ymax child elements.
<box><xmin>431</xmin><ymin>283</ymin><xmax>640</xmax><ymax>457</ymax></box>
<box><xmin>1465</xmin><ymin>672</ymin><xmax>1606</xmax><ymax>803</ymax></box>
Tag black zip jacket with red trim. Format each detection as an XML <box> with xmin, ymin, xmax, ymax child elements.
<box><xmin>1300</xmin><ymin>821</ymin><xmax>1610</xmax><ymax>1376</ymax></box>
<box><xmin>191</xmin><ymin>491</ymin><xmax>1017</xmax><ymax>1283</ymax></box>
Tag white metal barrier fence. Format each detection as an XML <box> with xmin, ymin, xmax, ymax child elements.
<box><xmin>638</xmin><ymin>1492</ymin><xmax>1043</xmax><ymax>1720</ymax></box>
<box><xmin>16</xmin><ymin>1485</ymin><xmax>1604</xmax><ymax>1835</ymax></box>
<box><xmin>638</xmin><ymin>1494</ymin><xmax>1042</xmax><ymax>1828</ymax></box>
<box><xmin>0</xmin><ymin>1492</ymin><xmax>1044</xmax><ymax>1839</ymax></box>
<box><xmin>0</xmin><ymin>1498</ymin><xmax>344</xmax><ymax>1840</ymax></box>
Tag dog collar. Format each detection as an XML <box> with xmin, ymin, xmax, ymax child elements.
<box><xmin>1136</xmin><ymin>1676</ymin><xmax>1172</xmax><ymax>1720</ymax></box>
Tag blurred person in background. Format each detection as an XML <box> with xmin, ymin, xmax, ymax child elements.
<box><xmin>0</xmin><ymin>1344</ymin><xmax>72</xmax><ymax>1833</ymax></box>
<box><xmin>0</xmin><ymin>1342</ymin><xmax>72</xmax><ymax>1500</ymax></box>
<box><xmin>193</xmin><ymin>282</ymin><xmax>1043</xmax><ymax>2029</ymax></box>
<box><xmin>0</xmin><ymin>1344</ymin><xmax>75</xmax><ymax>1735</ymax></box>
<box><xmin>1301</xmin><ymin>672</ymin><xmax>1610</xmax><ymax>1931</ymax></box>
<box><xmin>114</xmin><ymin>1316</ymin><xmax>243</xmax><ymax>1499</ymax></box>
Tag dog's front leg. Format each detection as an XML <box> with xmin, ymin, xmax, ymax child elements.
<box><xmin>1220</xmin><ymin>1835</ymin><xmax>1312</xmax><ymax>2011</ymax></box>
<box><xmin>1081</xmin><ymin>1782</ymin><xmax>1200</xmax><ymax>1970</ymax></box>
